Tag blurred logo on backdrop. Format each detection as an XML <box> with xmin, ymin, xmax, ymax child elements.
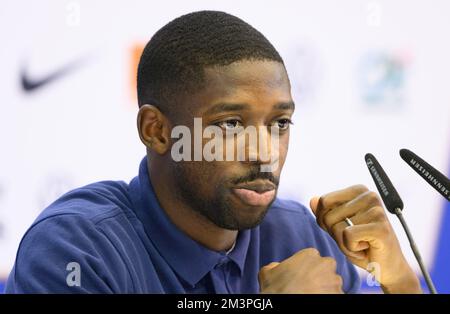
<box><xmin>37</xmin><ymin>174</ymin><xmax>75</xmax><ymax>211</ymax></box>
<box><xmin>20</xmin><ymin>56</ymin><xmax>89</xmax><ymax>94</ymax></box>
<box><xmin>358</xmin><ymin>50</ymin><xmax>412</xmax><ymax>107</ymax></box>
<box><xmin>130</xmin><ymin>44</ymin><xmax>145</xmax><ymax>104</ymax></box>
<box><xmin>283</xmin><ymin>43</ymin><xmax>323</xmax><ymax>106</ymax></box>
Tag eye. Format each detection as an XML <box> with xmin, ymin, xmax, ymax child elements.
<box><xmin>216</xmin><ymin>119</ymin><xmax>243</xmax><ymax>130</ymax></box>
<box><xmin>272</xmin><ymin>118</ymin><xmax>293</xmax><ymax>131</ymax></box>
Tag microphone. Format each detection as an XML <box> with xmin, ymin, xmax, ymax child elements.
<box><xmin>364</xmin><ymin>153</ymin><xmax>437</xmax><ymax>294</ymax></box>
<box><xmin>399</xmin><ymin>148</ymin><xmax>450</xmax><ymax>201</ymax></box>
<box><xmin>365</xmin><ymin>153</ymin><xmax>403</xmax><ymax>214</ymax></box>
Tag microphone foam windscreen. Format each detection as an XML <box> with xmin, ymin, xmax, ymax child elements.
<box><xmin>400</xmin><ymin>148</ymin><xmax>450</xmax><ymax>201</ymax></box>
<box><xmin>365</xmin><ymin>153</ymin><xmax>404</xmax><ymax>213</ymax></box>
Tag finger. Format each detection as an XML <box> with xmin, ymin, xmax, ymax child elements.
<box><xmin>350</xmin><ymin>206</ymin><xmax>388</xmax><ymax>225</ymax></box>
<box><xmin>328</xmin><ymin>206</ymin><xmax>388</xmax><ymax>258</ymax></box>
<box><xmin>327</xmin><ymin>206</ymin><xmax>389</xmax><ymax>259</ymax></box>
<box><xmin>343</xmin><ymin>206</ymin><xmax>389</xmax><ymax>252</ymax></box>
<box><xmin>321</xmin><ymin>191</ymin><xmax>381</xmax><ymax>232</ymax></box>
<box><xmin>315</xmin><ymin>185</ymin><xmax>369</xmax><ymax>230</ymax></box>
<box><xmin>310</xmin><ymin>197</ymin><xmax>320</xmax><ymax>215</ymax></box>
<box><xmin>330</xmin><ymin>222</ymin><xmax>367</xmax><ymax>260</ymax></box>
<box><xmin>343</xmin><ymin>223</ymin><xmax>388</xmax><ymax>252</ymax></box>
<box><xmin>347</xmin><ymin>239</ymin><xmax>370</xmax><ymax>251</ymax></box>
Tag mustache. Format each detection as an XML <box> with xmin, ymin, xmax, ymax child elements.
<box><xmin>231</xmin><ymin>166</ymin><xmax>279</xmax><ymax>186</ymax></box>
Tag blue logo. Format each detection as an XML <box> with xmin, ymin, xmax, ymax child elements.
<box><xmin>358</xmin><ymin>51</ymin><xmax>411</xmax><ymax>106</ymax></box>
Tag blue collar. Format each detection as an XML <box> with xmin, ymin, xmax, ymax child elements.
<box><xmin>129</xmin><ymin>157</ymin><xmax>251</xmax><ymax>287</ymax></box>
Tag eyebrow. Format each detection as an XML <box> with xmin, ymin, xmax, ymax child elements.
<box><xmin>204</xmin><ymin>101</ymin><xmax>295</xmax><ymax>115</ymax></box>
<box><xmin>205</xmin><ymin>103</ymin><xmax>248</xmax><ymax>115</ymax></box>
<box><xmin>273</xmin><ymin>101</ymin><xmax>295</xmax><ymax>111</ymax></box>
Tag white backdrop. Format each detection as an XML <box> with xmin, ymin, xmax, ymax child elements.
<box><xmin>0</xmin><ymin>0</ymin><xmax>449</xmax><ymax>290</ymax></box>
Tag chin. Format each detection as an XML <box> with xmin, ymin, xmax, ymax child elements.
<box><xmin>229</xmin><ymin>205</ymin><xmax>271</xmax><ymax>230</ymax></box>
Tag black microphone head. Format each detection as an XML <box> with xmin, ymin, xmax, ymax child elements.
<box><xmin>400</xmin><ymin>148</ymin><xmax>450</xmax><ymax>201</ymax></box>
<box><xmin>399</xmin><ymin>148</ymin><xmax>413</xmax><ymax>161</ymax></box>
<box><xmin>365</xmin><ymin>153</ymin><xmax>404</xmax><ymax>213</ymax></box>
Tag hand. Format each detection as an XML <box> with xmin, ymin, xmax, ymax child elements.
<box><xmin>259</xmin><ymin>248</ymin><xmax>343</xmax><ymax>294</ymax></box>
<box><xmin>310</xmin><ymin>184</ymin><xmax>421</xmax><ymax>293</ymax></box>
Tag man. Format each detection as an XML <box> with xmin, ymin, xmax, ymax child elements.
<box><xmin>6</xmin><ymin>11</ymin><xmax>421</xmax><ymax>293</ymax></box>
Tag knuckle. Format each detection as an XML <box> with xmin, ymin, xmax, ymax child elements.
<box><xmin>258</xmin><ymin>267</ymin><xmax>267</xmax><ymax>277</ymax></box>
<box><xmin>365</xmin><ymin>191</ymin><xmax>382</xmax><ymax>207</ymax></box>
<box><xmin>318</xmin><ymin>196</ymin><xmax>328</xmax><ymax>210</ymax></box>
<box><xmin>260</xmin><ymin>262</ymin><xmax>279</xmax><ymax>273</ymax></box>
<box><xmin>258</xmin><ymin>269</ymin><xmax>270</xmax><ymax>285</ymax></box>
<box><xmin>366</xmin><ymin>191</ymin><xmax>380</xmax><ymax>202</ymax></box>
<box><xmin>322</xmin><ymin>256</ymin><xmax>337</xmax><ymax>269</ymax></box>
<box><xmin>260</xmin><ymin>265</ymin><xmax>270</xmax><ymax>273</ymax></box>
<box><xmin>328</xmin><ymin>228</ymin><xmax>338</xmax><ymax>242</ymax></box>
<box><xmin>302</xmin><ymin>247</ymin><xmax>320</xmax><ymax>257</ymax></box>
<box><xmin>379</xmin><ymin>220</ymin><xmax>391</xmax><ymax>233</ymax></box>
<box><xmin>334</xmin><ymin>275</ymin><xmax>343</xmax><ymax>287</ymax></box>
<box><xmin>343</xmin><ymin>225</ymin><xmax>353</xmax><ymax>238</ymax></box>
<box><xmin>330</xmin><ymin>223</ymin><xmax>341</xmax><ymax>238</ymax></box>
<box><xmin>353</xmin><ymin>184</ymin><xmax>369</xmax><ymax>193</ymax></box>
<box><xmin>323</xmin><ymin>213</ymin><xmax>334</xmax><ymax>229</ymax></box>
<box><xmin>342</xmin><ymin>228</ymin><xmax>355</xmax><ymax>250</ymax></box>
<box><xmin>371</xmin><ymin>206</ymin><xmax>386</xmax><ymax>220</ymax></box>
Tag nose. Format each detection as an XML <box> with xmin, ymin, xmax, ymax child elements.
<box><xmin>243</xmin><ymin>126</ymin><xmax>279</xmax><ymax>168</ymax></box>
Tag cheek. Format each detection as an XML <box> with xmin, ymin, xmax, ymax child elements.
<box><xmin>186</xmin><ymin>161</ymin><xmax>229</xmax><ymax>192</ymax></box>
<box><xmin>275</xmin><ymin>135</ymin><xmax>289</xmax><ymax>173</ymax></box>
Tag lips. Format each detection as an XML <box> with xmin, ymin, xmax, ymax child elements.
<box><xmin>232</xmin><ymin>180</ymin><xmax>276</xmax><ymax>207</ymax></box>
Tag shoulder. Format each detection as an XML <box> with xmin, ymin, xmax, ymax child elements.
<box><xmin>261</xmin><ymin>197</ymin><xmax>351</xmax><ymax>256</ymax></box>
<box><xmin>5</xmin><ymin>181</ymin><xmax>137</xmax><ymax>293</ymax></box>
<box><xmin>262</xmin><ymin>197</ymin><xmax>316</xmax><ymax>232</ymax></box>
<box><xmin>261</xmin><ymin>197</ymin><xmax>343</xmax><ymax>255</ymax></box>
<box><xmin>261</xmin><ymin>197</ymin><xmax>325</xmax><ymax>243</ymax></box>
<box><xmin>34</xmin><ymin>180</ymin><xmax>135</xmax><ymax>225</ymax></box>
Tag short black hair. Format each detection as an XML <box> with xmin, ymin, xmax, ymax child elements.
<box><xmin>137</xmin><ymin>10</ymin><xmax>284</xmax><ymax>117</ymax></box>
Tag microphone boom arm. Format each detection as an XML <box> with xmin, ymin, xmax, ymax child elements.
<box><xmin>394</xmin><ymin>207</ymin><xmax>437</xmax><ymax>294</ymax></box>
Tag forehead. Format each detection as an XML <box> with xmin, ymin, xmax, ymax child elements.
<box><xmin>205</xmin><ymin>60</ymin><xmax>289</xmax><ymax>90</ymax></box>
<box><xmin>186</xmin><ymin>60</ymin><xmax>292</xmax><ymax>115</ymax></box>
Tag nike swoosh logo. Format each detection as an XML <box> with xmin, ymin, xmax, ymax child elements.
<box><xmin>20</xmin><ymin>57</ymin><xmax>86</xmax><ymax>92</ymax></box>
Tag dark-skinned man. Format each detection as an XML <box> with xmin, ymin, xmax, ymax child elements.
<box><xmin>6</xmin><ymin>11</ymin><xmax>421</xmax><ymax>294</ymax></box>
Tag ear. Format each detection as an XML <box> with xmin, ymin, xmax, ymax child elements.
<box><xmin>137</xmin><ymin>104</ymin><xmax>171</xmax><ymax>155</ymax></box>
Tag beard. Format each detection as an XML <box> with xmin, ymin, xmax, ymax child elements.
<box><xmin>172</xmin><ymin>162</ymin><xmax>279</xmax><ymax>230</ymax></box>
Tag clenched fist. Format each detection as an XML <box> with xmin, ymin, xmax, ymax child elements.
<box><xmin>259</xmin><ymin>248</ymin><xmax>343</xmax><ymax>294</ymax></box>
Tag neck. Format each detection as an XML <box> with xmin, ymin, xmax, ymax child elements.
<box><xmin>148</xmin><ymin>158</ymin><xmax>237</xmax><ymax>252</ymax></box>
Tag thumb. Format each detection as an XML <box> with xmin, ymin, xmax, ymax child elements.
<box><xmin>310</xmin><ymin>196</ymin><xmax>320</xmax><ymax>216</ymax></box>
